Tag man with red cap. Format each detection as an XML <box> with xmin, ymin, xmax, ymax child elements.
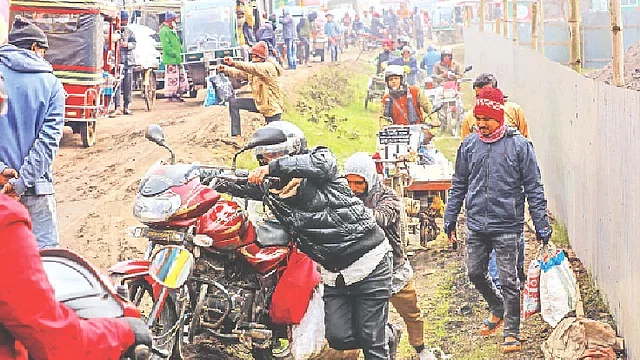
<box><xmin>376</xmin><ymin>39</ymin><xmax>394</xmax><ymax>74</ymax></box>
<box><xmin>443</xmin><ymin>87</ymin><xmax>552</xmax><ymax>354</ymax></box>
<box><xmin>217</xmin><ymin>41</ymin><xmax>283</xmax><ymax>142</ymax></box>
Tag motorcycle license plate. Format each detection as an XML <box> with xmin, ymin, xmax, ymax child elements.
<box><xmin>129</xmin><ymin>227</ymin><xmax>185</xmax><ymax>243</ymax></box>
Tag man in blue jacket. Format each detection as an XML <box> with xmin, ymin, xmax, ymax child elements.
<box><xmin>443</xmin><ymin>87</ymin><xmax>552</xmax><ymax>354</ymax></box>
<box><xmin>280</xmin><ymin>9</ymin><xmax>296</xmax><ymax>70</ymax></box>
<box><xmin>420</xmin><ymin>45</ymin><xmax>440</xmax><ymax>76</ymax></box>
<box><xmin>0</xmin><ymin>19</ymin><xmax>65</xmax><ymax>249</ymax></box>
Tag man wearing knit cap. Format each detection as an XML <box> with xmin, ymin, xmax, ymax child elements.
<box><xmin>113</xmin><ymin>10</ymin><xmax>136</xmax><ymax>115</ymax></box>
<box><xmin>443</xmin><ymin>87</ymin><xmax>552</xmax><ymax>353</ymax></box>
<box><xmin>1</xmin><ymin>17</ymin><xmax>65</xmax><ymax>249</ymax></box>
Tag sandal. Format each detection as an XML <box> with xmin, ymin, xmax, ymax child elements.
<box><xmin>502</xmin><ymin>336</ymin><xmax>521</xmax><ymax>353</ymax></box>
<box><xmin>478</xmin><ymin>316</ymin><xmax>503</xmax><ymax>336</ymax></box>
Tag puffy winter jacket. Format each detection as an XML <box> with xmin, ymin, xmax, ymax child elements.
<box><xmin>280</xmin><ymin>14</ymin><xmax>296</xmax><ymax>40</ymax></box>
<box><xmin>119</xmin><ymin>26</ymin><xmax>136</xmax><ymax>68</ymax></box>
<box><xmin>444</xmin><ymin>129</ymin><xmax>550</xmax><ymax>234</ymax></box>
<box><xmin>0</xmin><ymin>195</ymin><xmax>136</xmax><ymax>359</ymax></box>
<box><xmin>344</xmin><ymin>152</ymin><xmax>405</xmax><ymax>270</ymax></box>
<box><xmin>219</xmin><ymin>147</ymin><xmax>386</xmax><ymax>272</ymax></box>
<box><xmin>222</xmin><ymin>59</ymin><xmax>284</xmax><ymax>117</ymax></box>
<box><xmin>159</xmin><ymin>24</ymin><xmax>183</xmax><ymax>65</ymax></box>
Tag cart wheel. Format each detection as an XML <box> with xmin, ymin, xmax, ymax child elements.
<box><xmin>143</xmin><ymin>71</ymin><xmax>157</xmax><ymax>112</ymax></box>
<box><xmin>189</xmin><ymin>88</ymin><xmax>198</xmax><ymax>98</ymax></box>
<box><xmin>81</xmin><ymin>121</ymin><xmax>97</xmax><ymax>148</ymax></box>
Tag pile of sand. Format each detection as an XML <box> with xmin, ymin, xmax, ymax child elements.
<box><xmin>585</xmin><ymin>41</ymin><xmax>640</xmax><ymax>91</ymax></box>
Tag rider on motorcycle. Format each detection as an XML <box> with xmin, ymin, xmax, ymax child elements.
<box><xmin>376</xmin><ymin>39</ymin><xmax>394</xmax><ymax>74</ymax></box>
<box><xmin>432</xmin><ymin>48</ymin><xmax>462</xmax><ymax>81</ymax></box>
<box><xmin>217</xmin><ymin>121</ymin><xmax>397</xmax><ymax>360</ymax></box>
<box><xmin>389</xmin><ymin>46</ymin><xmax>418</xmax><ymax>86</ymax></box>
<box><xmin>381</xmin><ymin>65</ymin><xmax>439</xmax><ymax>127</ymax></box>
<box><xmin>0</xmin><ymin>194</ymin><xmax>151</xmax><ymax>360</ymax></box>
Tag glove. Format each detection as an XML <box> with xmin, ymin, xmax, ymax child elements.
<box><xmin>403</xmin><ymin>65</ymin><xmax>410</xmax><ymax>74</ymax></box>
<box><xmin>444</xmin><ymin>221</ymin><xmax>456</xmax><ymax>238</ymax></box>
<box><xmin>536</xmin><ymin>226</ymin><xmax>553</xmax><ymax>245</ymax></box>
<box><xmin>123</xmin><ymin>318</ymin><xmax>152</xmax><ymax>358</ymax></box>
<box><xmin>0</xmin><ymin>168</ymin><xmax>17</xmax><ymax>186</ymax></box>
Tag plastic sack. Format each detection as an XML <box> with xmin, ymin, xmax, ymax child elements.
<box><xmin>213</xmin><ymin>73</ymin><xmax>234</xmax><ymax>104</ymax></box>
<box><xmin>203</xmin><ymin>76</ymin><xmax>218</xmax><ymax>107</ymax></box>
<box><xmin>291</xmin><ymin>285</ymin><xmax>326</xmax><ymax>360</ymax></box>
<box><xmin>269</xmin><ymin>247</ymin><xmax>321</xmax><ymax>324</ymax></box>
<box><xmin>521</xmin><ymin>257</ymin><xmax>541</xmax><ymax>320</ymax></box>
<box><xmin>540</xmin><ymin>248</ymin><xmax>578</xmax><ymax>327</ymax></box>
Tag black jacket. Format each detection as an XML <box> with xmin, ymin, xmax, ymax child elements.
<box><xmin>218</xmin><ymin>147</ymin><xmax>386</xmax><ymax>271</ymax></box>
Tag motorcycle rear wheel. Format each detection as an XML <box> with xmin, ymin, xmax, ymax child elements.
<box><xmin>129</xmin><ymin>280</ymin><xmax>183</xmax><ymax>360</ymax></box>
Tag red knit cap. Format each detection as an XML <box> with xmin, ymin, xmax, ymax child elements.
<box><xmin>474</xmin><ymin>87</ymin><xmax>505</xmax><ymax>125</ymax></box>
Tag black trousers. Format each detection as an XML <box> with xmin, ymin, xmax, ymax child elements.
<box><xmin>324</xmin><ymin>253</ymin><xmax>392</xmax><ymax>360</ymax></box>
<box><xmin>115</xmin><ymin>68</ymin><xmax>132</xmax><ymax>109</ymax></box>
<box><xmin>228</xmin><ymin>97</ymin><xmax>281</xmax><ymax>136</ymax></box>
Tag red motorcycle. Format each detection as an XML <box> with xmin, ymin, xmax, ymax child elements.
<box><xmin>109</xmin><ymin>125</ymin><xmax>318</xmax><ymax>360</ymax></box>
<box><xmin>41</xmin><ymin>248</ymin><xmax>175</xmax><ymax>359</ymax></box>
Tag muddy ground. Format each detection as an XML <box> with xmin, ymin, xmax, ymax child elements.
<box><xmin>52</xmin><ymin>46</ymin><xmax>618</xmax><ymax>359</ymax></box>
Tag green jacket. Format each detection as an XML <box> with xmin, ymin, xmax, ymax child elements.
<box><xmin>159</xmin><ymin>24</ymin><xmax>183</xmax><ymax>65</ymax></box>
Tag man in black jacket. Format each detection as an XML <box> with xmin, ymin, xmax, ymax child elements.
<box><xmin>114</xmin><ymin>10</ymin><xmax>136</xmax><ymax>115</ymax></box>
<box><xmin>225</xmin><ymin>121</ymin><xmax>393</xmax><ymax>360</ymax></box>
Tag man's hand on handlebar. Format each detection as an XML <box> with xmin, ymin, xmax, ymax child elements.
<box><xmin>248</xmin><ymin>165</ymin><xmax>270</xmax><ymax>184</ymax></box>
<box><xmin>223</xmin><ymin>57</ymin><xmax>234</xmax><ymax>66</ymax></box>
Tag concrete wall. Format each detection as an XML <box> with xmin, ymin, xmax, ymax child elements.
<box><xmin>465</xmin><ymin>27</ymin><xmax>640</xmax><ymax>358</ymax></box>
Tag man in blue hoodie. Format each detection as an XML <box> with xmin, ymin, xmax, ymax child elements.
<box><xmin>420</xmin><ymin>45</ymin><xmax>440</xmax><ymax>77</ymax></box>
<box><xmin>0</xmin><ymin>18</ymin><xmax>65</xmax><ymax>249</ymax></box>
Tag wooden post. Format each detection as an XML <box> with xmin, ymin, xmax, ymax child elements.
<box><xmin>503</xmin><ymin>0</ymin><xmax>508</xmax><ymax>38</ymax></box>
<box><xmin>531</xmin><ymin>2</ymin><xmax>539</xmax><ymax>50</ymax></box>
<box><xmin>496</xmin><ymin>17</ymin><xmax>502</xmax><ymax>34</ymax></box>
<box><xmin>540</xmin><ymin>0</ymin><xmax>545</xmax><ymax>54</ymax></box>
<box><xmin>512</xmin><ymin>0</ymin><xmax>519</xmax><ymax>44</ymax></box>
<box><xmin>480</xmin><ymin>0</ymin><xmax>486</xmax><ymax>31</ymax></box>
<box><xmin>610</xmin><ymin>0</ymin><xmax>625</xmax><ymax>86</ymax></box>
<box><xmin>568</xmin><ymin>0</ymin><xmax>581</xmax><ymax>72</ymax></box>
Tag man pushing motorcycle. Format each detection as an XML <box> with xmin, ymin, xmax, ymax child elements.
<box><xmin>432</xmin><ymin>48</ymin><xmax>462</xmax><ymax>81</ymax></box>
<box><xmin>216</xmin><ymin>121</ymin><xmax>397</xmax><ymax>360</ymax></box>
<box><xmin>382</xmin><ymin>65</ymin><xmax>439</xmax><ymax>128</ymax></box>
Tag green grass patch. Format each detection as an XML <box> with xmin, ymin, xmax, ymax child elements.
<box><xmin>551</xmin><ymin>220</ymin><xmax>570</xmax><ymax>248</ymax></box>
<box><xmin>433</xmin><ymin>136</ymin><xmax>460</xmax><ymax>165</ymax></box>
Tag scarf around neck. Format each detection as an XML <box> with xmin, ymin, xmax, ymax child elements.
<box><xmin>477</xmin><ymin>124</ymin><xmax>507</xmax><ymax>143</ymax></box>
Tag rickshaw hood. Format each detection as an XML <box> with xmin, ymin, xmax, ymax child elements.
<box><xmin>0</xmin><ymin>44</ymin><xmax>53</xmax><ymax>74</ymax></box>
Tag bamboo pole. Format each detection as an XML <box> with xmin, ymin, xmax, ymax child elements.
<box><xmin>540</xmin><ymin>0</ymin><xmax>545</xmax><ymax>55</ymax></box>
<box><xmin>531</xmin><ymin>2</ymin><xmax>539</xmax><ymax>51</ymax></box>
<box><xmin>610</xmin><ymin>0</ymin><xmax>625</xmax><ymax>86</ymax></box>
<box><xmin>568</xmin><ymin>0</ymin><xmax>581</xmax><ymax>72</ymax></box>
<box><xmin>503</xmin><ymin>0</ymin><xmax>508</xmax><ymax>38</ymax></box>
<box><xmin>496</xmin><ymin>17</ymin><xmax>502</xmax><ymax>34</ymax></box>
<box><xmin>480</xmin><ymin>0</ymin><xmax>486</xmax><ymax>31</ymax></box>
<box><xmin>512</xmin><ymin>0</ymin><xmax>518</xmax><ymax>44</ymax></box>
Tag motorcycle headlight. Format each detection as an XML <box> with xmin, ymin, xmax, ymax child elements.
<box><xmin>133</xmin><ymin>192</ymin><xmax>182</xmax><ymax>223</ymax></box>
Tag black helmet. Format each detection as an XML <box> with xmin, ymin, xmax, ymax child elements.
<box><xmin>252</xmin><ymin>121</ymin><xmax>307</xmax><ymax>164</ymax></box>
<box><xmin>473</xmin><ymin>73</ymin><xmax>498</xmax><ymax>89</ymax></box>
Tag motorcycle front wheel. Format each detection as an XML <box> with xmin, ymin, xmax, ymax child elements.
<box><xmin>129</xmin><ymin>280</ymin><xmax>183</xmax><ymax>360</ymax></box>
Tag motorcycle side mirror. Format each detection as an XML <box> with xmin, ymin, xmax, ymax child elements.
<box><xmin>431</xmin><ymin>103</ymin><xmax>444</xmax><ymax>114</ymax></box>
<box><xmin>145</xmin><ymin>124</ymin><xmax>166</xmax><ymax>145</ymax></box>
<box><xmin>148</xmin><ymin>246</ymin><xmax>194</xmax><ymax>289</ymax></box>
<box><xmin>232</xmin><ymin>127</ymin><xmax>288</xmax><ymax>170</ymax></box>
<box><xmin>464</xmin><ymin>65</ymin><xmax>473</xmax><ymax>73</ymax></box>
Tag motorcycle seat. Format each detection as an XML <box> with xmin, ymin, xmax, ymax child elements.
<box><xmin>254</xmin><ymin>221</ymin><xmax>291</xmax><ymax>247</ymax></box>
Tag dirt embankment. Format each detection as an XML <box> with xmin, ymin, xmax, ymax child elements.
<box><xmin>585</xmin><ymin>41</ymin><xmax>640</xmax><ymax>91</ymax></box>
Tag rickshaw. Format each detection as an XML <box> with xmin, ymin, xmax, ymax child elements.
<box><xmin>10</xmin><ymin>0</ymin><xmax>122</xmax><ymax>147</ymax></box>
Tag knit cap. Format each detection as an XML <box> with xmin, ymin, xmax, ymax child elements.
<box><xmin>8</xmin><ymin>16</ymin><xmax>48</xmax><ymax>49</ymax></box>
<box><xmin>474</xmin><ymin>87</ymin><xmax>504</xmax><ymax>125</ymax></box>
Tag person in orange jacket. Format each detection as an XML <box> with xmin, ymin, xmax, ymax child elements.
<box><xmin>0</xmin><ymin>193</ymin><xmax>151</xmax><ymax>359</ymax></box>
<box><xmin>381</xmin><ymin>65</ymin><xmax>438</xmax><ymax>127</ymax></box>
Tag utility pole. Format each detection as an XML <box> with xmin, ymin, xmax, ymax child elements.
<box><xmin>531</xmin><ymin>2</ymin><xmax>539</xmax><ymax>50</ymax></box>
<box><xmin>503</xmin><ymin>0</ymin><xmax>508</xmax><ymax>38</ymax></box>
<box><xmin>512</xmin><ymin>0</ymin><xmax>518</xmax><ymax>44</ymax></box>
<box><xmin>610</xmin><ymin>0</ymin><xmax>625</xmax><ymax>86</ymax></box>
<box><xmin>540</xmin><ymin>0</ymin><xmax>545</xmax><ymax>54</ymax></box>
<box><xmin>480</xmin><ymin>0</ymin><xmax>486</xmax><ymax>31</ymax></box>
<box><xmin>568</xmin><ymin>0</ymin><xmax>582</xmax><ymax>72</ymax></box>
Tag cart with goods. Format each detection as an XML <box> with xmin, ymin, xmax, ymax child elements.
<box><xmin>10</xmin><ymin>0</ymin><xmax>122</xmax><ymax>147</ymax></box>
<box><xmin>365</xmin><ymin>73</ymin><xmax>386</xmax><ymax>108</ymax></box>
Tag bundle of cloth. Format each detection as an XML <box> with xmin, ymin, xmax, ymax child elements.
<box><xmin>127</xmin><ymin>23</ymin><xmax>161</xmax><ymax>69</ymax></box>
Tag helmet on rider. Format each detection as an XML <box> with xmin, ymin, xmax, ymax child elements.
<box><xmin>397</xmin><ymin>36</ymin><xmax>409</xmax><ymax>47</ymax></box>
<box><xmin>401</xmin><ymin>45</ymin><xmax>411</xmax><ymax>56</ymax></box>
<box><xmin>250</xmin><ymin>41</ymin><xmax>269</xmax><ymax>61</ymax></box>
<box><xmin>440</xmin><ymin>48</ymin><xmax>453</xmax><ymax>62</ymax></box>
<box><xmin>472</xmin><ymin>73</ymin><xmax>498</xmax><ymax>95</ymax></box>
<box><xmin>252</xmin><ymin>121</ymin><xmax>308</xmax><ymax>165</ymax></box>
<box><xmin>384</xmin><ymin>64</ymin><xmax>406</xmax><ymax>94</ymax></box>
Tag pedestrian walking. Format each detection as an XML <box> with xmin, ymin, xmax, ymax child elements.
<box><xmin>159</xmin><ymin>11</ymin><xmax>188</xmax><ymax>102</ymax></box>
<box><xmin>114</xmin><ymin>10</ymin><xmax>136</xmax><ymax>115</ymax></box>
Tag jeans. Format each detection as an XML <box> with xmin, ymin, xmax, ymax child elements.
<box><xmin>20</xmin><ymin>194</ymin><xmax>60</xmax><ymax>249</ymax></box>
<box><xmin>488</xmin><ymin>233</ymin><xmax>526</xmax><ymax>290</ymax></box>
<box><xmin>285</xmin><ymin>38</ymin><xmax>296</xmax><ymax>69</ymax></box>
<box><xmin>324</xmin><ymin>253</ymin><xmax>392</xmax><ymax>360</ymax></box>
<box><xmin>466</xmin><ymin>230</ymin><xmax>520</xmax><ymax>338</ymax></box>
<box><xmin>328</xmin><ymin>42</ymin><xmax>339</xmax><ymax>62</ymax></box>
<box><xmin>114</xmin><ymin>68</ymin><xmax>132</xmax><ymax>109</ymax></box>
<box><xmin>299</xmin><ymin>36</ymin><xmax>311</xmax><ymax>63</ymax></box>
<box><xmin>228</xmin><ymin>97</ymin><xmax>281</xmax><ymax>136</ymax></box>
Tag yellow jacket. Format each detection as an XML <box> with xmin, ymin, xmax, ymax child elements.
<box><xmin>461</xmin><ymin>101</ymin><xmax>530</xmax><ymax>139</ymax></box>
<box><xmin>222</xmin><ymin>59</ymin><xmax>284</xmax><ymax>117</ymax></box>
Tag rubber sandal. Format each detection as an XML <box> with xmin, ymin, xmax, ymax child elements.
<box><xmin>478</xmin><ymin>317</ymin><xmax>503</xmax><ymax>336</ymax></box>
<box><xmin>502</xmin><ymin>338</ymin><xmax>521</xmax><ymax>353</ymax></box>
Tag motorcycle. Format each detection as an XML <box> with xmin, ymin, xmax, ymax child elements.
<box><xmin>41</xmin><ymin>248</ymin><xmax>181</xmax><ymax>359</ymax></box>
<box><xmin>428</xmin><ymin>65</ymin><xmax>473</xmax><ymax>137</ymax></box>
<box><xmin>109</xmin><ymin>124</ymin><xmax>317</xmax><ymax>360</ymax></box>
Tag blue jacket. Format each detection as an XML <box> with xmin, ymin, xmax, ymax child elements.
<box><xmin>280</xmin><ymin>14</ymin><xmax>296</xmax><ymax>40</ymax></box>
<box><xmin>256</xmin><ymin>21</ymin><xmax>276</xmax><ymax>49</ymax></box>
<box><xmin>444</xmin><ymin>129</ymin><xmax>550</xmax><ymax>234</ymax></box>
<box><xmin>0</xmin><ymin>45</ymin><xmax>65</xmax><ymax>196</ymax></box>
<box><xmin>389</xmin><ymin>56</ymin><xmax>418</xmax><ymax>74</ymax></box>
<box><xmin>324</xmin><ymin>21</ymin><xmax>340</xmax><ymax>38</ymax></box>
<box><xmin>420</xmin><ymin>49</ymin><xmax>441</xmax><ymax>76</ymax></box>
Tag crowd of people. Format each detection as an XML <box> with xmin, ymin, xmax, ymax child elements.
<box><xmin>0</xmin><ymin>4</ymin><xmax>554</xmax><ymax>359</ymax></box>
